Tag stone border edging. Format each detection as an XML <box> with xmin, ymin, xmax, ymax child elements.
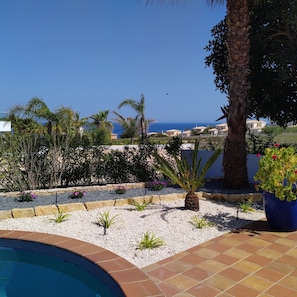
<box><xmin>0</xmin><ymin>186</ymin><xmax>262</xmax><ymax>220</ymax></box>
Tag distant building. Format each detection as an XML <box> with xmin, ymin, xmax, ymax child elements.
<box><xmin>216</xmin><ymin>123</ymin><xmax>228</xmax><ymax>135</ymax></box>
<box><xmin>111</xmin><ymin>133</ymin><xmax>117</xmax><ymax>140</ymax></box>
<box><xmin>192</xmin><ymin>126</ymin><xmax>207</xmax><ymax>134</ymax></box>
<box><xmin>246</xmin><ymin>120</ymin><xmax>267</xmax><ymax>134</ymax></box>
<box><xmin>181</xmin><ymin>129</ymin><xmax>192</xmax><ymax>137</ymax></box>
<box><xmin>208</xmin><ymin>128</ymin><xmax>218</xmax><ymax>135</ymax></box>
<box><xmin>0</xmin><ymin>112</ymin><xmax>11</xmax><ymax>133</ymax></box>
<box><xmin>166</xmin><ymin>129</ymin><xmax>181</xmax><ymax>137</ymax></box>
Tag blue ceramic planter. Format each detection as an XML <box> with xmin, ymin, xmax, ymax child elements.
<box><xmin>264</xmin><ymin>192</ymin><xmax>297</xmax><ymax>231</ymax></box>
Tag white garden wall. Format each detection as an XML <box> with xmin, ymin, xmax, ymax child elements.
<box><xmin>183</xmin><ymin>150</ymin><xmax>260</xmax><ymax>183</ymax></box>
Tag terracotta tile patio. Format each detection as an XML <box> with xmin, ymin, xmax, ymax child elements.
<box><xmin>1</xmin><ymin>219</ymin><xmax>297</xmax><ymax>296</ymax></box>
<box><xmin>142</xmin><ymin>219</ymin><xmax>297</xmax><ymax>296</ymax></box>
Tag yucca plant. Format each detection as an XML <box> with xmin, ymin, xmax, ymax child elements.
<box><xmin>138</xmin><ymin>231</ymin><xmax>165</xmax><ymax>250</ymax></box>
<box><xmin>154</xmin><ymin>141</ymin><xmax>221</xmax><ymax>211</ymax></box>
<box><xmin>50</xmin><ymin>211</ymin><xmax>69</xmax><ymax>223</ymax></box>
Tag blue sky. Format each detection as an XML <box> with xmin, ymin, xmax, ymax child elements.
<box><xmin>1</xmin><ymin>0</ymin><xmax>226</xmax><ymax>123</ymax></box>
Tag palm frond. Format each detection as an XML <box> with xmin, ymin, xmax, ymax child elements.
<box><xmin>154</xmin><ymin>141</ymin><xmax>221</xmax><ymax>193</ymax></box>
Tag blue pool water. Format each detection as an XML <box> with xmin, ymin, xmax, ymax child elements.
<box><xmin>0</xmin><ymin>239</ymin><xmax>124</xmax><ymax>297</ymax></box>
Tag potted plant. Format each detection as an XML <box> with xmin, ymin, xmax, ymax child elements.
<box><xmin>254</xmin><ymin>144</ymin><xmax>297</xmax><ymax>231</ymax></box>
<box><xmin>154</xmin><ymin>141</ymin><xmax>221</xmax><ymax>211</ymax></box>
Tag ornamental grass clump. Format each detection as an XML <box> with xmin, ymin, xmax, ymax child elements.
<box><xmin>254</xmin><ymin>144</ymin><xmax>297</xmax><ymax>202</ymax></box>
<box><xmin>138</xmin><ymin>231</ymin><xmax>165</xmax><ymax>250</ymax></box>
<box><xmin>190</xmin><ymin>216</ymin><xmax>215</xmax><ymax>229</ymax></box>
<box><xmin>18</xmin><ymin>191</ymin><xmax>36</xmax><ymax>202</ymax></box>
<box><xmin>50</xmin><ymin>211</ymin><xmax>70</xmax><ymax>223</ymax></box>
<box><xmin>239</xmin><ymin>200</ymin><xmax>255</xmax><ymax>213</ymax></box>
<box><xmin>130</xmin><ymin>200</ymin><xmax>151</xmax><ymax>211</ymax></box>
<box><xmin>97</xmin><ymin>210</ymin><xmax>120</xmax><ymax>235</ymax></box>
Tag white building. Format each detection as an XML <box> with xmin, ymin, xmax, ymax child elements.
<box><xmin>192</xmin><ymin>126</ymin><xmax>207</xmax><ymax>134</ymax></box>
<box><xmin>0</xmin><ymin>112</ymin><xmax>11</xmax><ymax>133</ymax></box>
<box><xmin>166</xmin><ymin>129</ymin><xmax>181</xmax><ymax>137</ymax></box>
<box><xmin>216</xmin><ymin>123</ymin><xmax>228</xmax><ymax>135</ymax></box>
<box><xmin>246</xmin><ymin>120</ymin><xmax>267</xmax><ymax>133</ymax></box>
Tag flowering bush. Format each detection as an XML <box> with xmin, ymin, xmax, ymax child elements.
<box><xmin>254</xmin><ymin>144</ymin><xmax>297</xmax><ymax>201</ymax></box>
<box><xmin>69</xmin><ymin>191</ymin><xmax>86</xmax><ymax>199</ymax></box>
<box><xmin>18</xmin><ymin>191</ymin><xmax>36</xmax><ymax>202</ymax></box>
<box><xmin>149</xmin><ymin>181</ymin><xmax>167</xmax><ymax>191</ymax></box>
<box><xmin>115</xmin><ymin>186</ymin><xmax>126</xmax><ymax>194</ymax></box>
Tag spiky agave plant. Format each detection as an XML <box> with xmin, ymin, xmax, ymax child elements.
<box><xmin>154</xmin><ymin>141</ymin><xmax>221</xmax><ymax>211</ymax></box>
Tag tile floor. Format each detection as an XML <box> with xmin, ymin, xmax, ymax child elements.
<box><xmin>142</xmin><ymin>219</ymin><xmax>297</xmax><ymax>296</ymax></box>
<box><xmin>1</xmin><ymin>219</ymin><xmax>297</xmax><ymax>296</ymax></box>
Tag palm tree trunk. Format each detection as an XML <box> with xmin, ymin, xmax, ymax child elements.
<box><xmin>223</xmin><ymin>0</ymin><xmax>250</xmax><ymax>189</ymax></box>
<box><xmin>185</xmin><ymin>192</ymin><xmax>199</xmax><ymax>211</ymax></box>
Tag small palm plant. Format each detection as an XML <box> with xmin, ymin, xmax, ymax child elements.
<box><xmin>190</xmin><ymin>216</ymin><xmax>215</xmax><ymax>229</ymax></box>
<box><xmin>97</xmin><ymin>210</ymin><xmax>120</xmax><ymax>235</ymax></box>
<box><xmin>50</xmin><ymin>211</ymin><xmax>69</xmax><ymax>223</ymax></box>
<box><xmin>138</xmin><ymin>231</ymin><xmax>165</xmax><ymax>250</ymax></box>
<box><xmin>131</xmin><ymin>200</ymin><xmax>151</xmax><ymax>211</ymax></box>
<box><xmin>154</xmin><ymin>141</ymin><xmax>221</xmax><ymax>211</ymax></box>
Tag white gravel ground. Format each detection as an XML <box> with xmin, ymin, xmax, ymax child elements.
<box><xmin>0</xmin><ymin>199</ymin><xmax>264</xmax><ymax>268</ymax></box>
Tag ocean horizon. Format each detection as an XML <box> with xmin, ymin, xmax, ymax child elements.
<box><xmin>112</xmin><ymin>122</ymin><xmax>221</xmax><ymax>136</ymax></box>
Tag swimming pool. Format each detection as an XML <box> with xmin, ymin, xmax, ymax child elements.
<box><xmin>0</xmin><ymin>238</ymin><xmax>125</xmax><ymax>297</ymax></box>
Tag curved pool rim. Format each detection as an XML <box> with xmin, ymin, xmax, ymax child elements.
<box><xmin>0</xmin><ymin>230</ymin><xmax>163</xmax><ymax>297</ymax></box>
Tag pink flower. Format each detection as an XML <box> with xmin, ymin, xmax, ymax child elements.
<box><xmin>272</xmin><ymin>155</ymin><xmax>277</xmax><ymax>159</ymax></box>
<box><xmin>256</xmin><ymin>153</ymin><xmax>261</xmax><ymax>158</ymax></box>
<box><xmin>274</xmin><ymin>143</ymin><xmax>280</xmax><ymax>147</ymax></box>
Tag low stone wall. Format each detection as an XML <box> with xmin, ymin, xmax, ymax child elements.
<box><xmin>0</xmin><ymin>186</ymin><xmax>262</xmax><ymax>220</ymax></box>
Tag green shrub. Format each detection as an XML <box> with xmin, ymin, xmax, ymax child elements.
<box><xmin>97</xmin><ymin>210</ymin><xmax>120</xmax><ymax>235</ymax></box>
<box><xmin>131</xmin><ymin>200</ymin><xmax>150</xmax><ymax>211</ymax></box>
<box><xmin>50</xmin><ymin>211</ymin><xmax>69</xmax><ymax>223</ymax></box>
<box><xmin>138</xmin><ymin>231</ymin><xmax>165</xmax><ymax>250</ymax></box>
<box><xmin>190</xmin><ymin>216</ymin><xmax>215</xmax><ymax>229</ymax></box>
<box><xmin>239</xmin><ymin>200</ymin><xmax>255</xmax><ymax>212</ymax></box>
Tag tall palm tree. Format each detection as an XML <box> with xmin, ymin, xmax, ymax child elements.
<box><xmin>208</xmin><ymin>0</ymin><xmax>257</xmax><ymax>189</ymax></box>
<box><xmin>73</xmin><ymin>112</ymin><xmax>88</xmax><ymax>137</ymax></box>
<box><xmin>118</xmin><ymin>94</ymin><xmax>148</xmax><ymax>142</ymax></box>
<box><xmin>54</xmin><ymin>106</ymin><xmax>77</xmax><ymax>135</ymax></box>
<box><xmin>209</xmin><ymin>0</ymin><xmax>277</xmax><ymax>189</ymax></box>
<box><xmin>112</xmin><ymin>111</ymin><xmax>139</xmax><ymax>143</ymax></box>
<box><xmin>89</xmin><ymin>110</ymin><xmax>113</xmax><ymax>132</ymax></box>
<box><xmin>9</xmin><ymin>97</ymin><xmax>57</xmax><ymax>135</ymax></box>
<box><xmin>146</xmin><ymin>0</ymin><xmax>251</xmax><ymax>188</ymax></box>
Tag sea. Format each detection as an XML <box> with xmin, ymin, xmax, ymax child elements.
<box><xmin>112</xmin><ymin>122</ymin><xmax>220</xmax><ymax>136</ymax></box>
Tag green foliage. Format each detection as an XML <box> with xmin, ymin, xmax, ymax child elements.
<box><xmin>205</xmin><ymin>1</ymin><xmax>297</xmax><ymax>127</ymax></box>
<box><xmin>254</xmin><ymin>145</ymin><xmax>297</xmax><ymax>201</ymax></box>
<box><xmin>130</xmin><ymin>200</ymin><xmax>150</xmax><ymax>211</ymax></box>
<box><xmin>115</xmin><ymin>186</ymin><xmax>126</xmax><ymax>194</ymax></box>
<box><xmin>104</xmin><ymin>144</ymin><xmax>157</xmax><ymax>184</ymax></box>
<box><xmin>138</xmin><ymin>231</ymin><xmax>165</xmax><ymax>250</ymax></box>
<box><xmin>247</xmin><ymin>131</ymin><xmax>274</xmax><ymax>154</ymax></box>
<box><xmin>97</xmin><ymin>210</ymin><xmax>120</xmax><ymax>235</ymax></box>
<box><xmin>164</xmin><ymin>136</ymin><xmax>182</xmax><ymax>156</ymax></box>
<box><xmin>69</xmin><ymin>191</ymin><xmax>86</xmax><ymax>199</ymax></box>
<box><xmin>61</xmin><ymin>145</ymin><xmax>106</xmax><ymax>187</ymax></box>
<box><xmin>0</xmin><ymin>133</ymin><xmax>67</xmax><ymax>191</ymax></box>
<box><xmin>18</xmin><ymin>191</ymin><xmax>36</xmax><ymax>202</ymax></box>
<box><xmin>148</xmin><ymin>181</ymin><xmax>166</xmax><ymax>191</ymax></box>
<box><xmin>190</xmin><ymin>216</ymin><xmax>215</xmax><ymax>229</ymax></box>
<box><xmin>50</xmin><ymin>211</ymin><xmax>69</xmax><ymax>223</ymax></box>
<box><xmin>90</xmin><ymin>128</ymin><xmax>111</xmax><ymax>146</ymax></box>
<box><xmin>239</xmin><ymin>200</ymin><xmax>255</xmax><ymax>213</ymax></box>
<box><xmin>154</xmin><ymin>141</ymin><xmax>221</xmax><ymax>194</ymax></box>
